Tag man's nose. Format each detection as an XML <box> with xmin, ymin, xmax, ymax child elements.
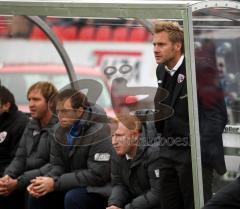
<box><xmin>112</xmin><ymin>136</ymin><xmax>118</xmax><ymax>145</ymax></box>
<box><xmin>154</xmin><ymin>45</ymin><xmax>159</xmax><ymax>52</ymax></box>
<box><xmin>29</xmin><ymin>100</ymin><xmax>34</xmax><ymax>107</ymax></box>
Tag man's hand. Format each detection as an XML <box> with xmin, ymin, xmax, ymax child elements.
<box><xmin>106</xmin><ymin>206</ymin><xmax>122</xmax><ymax>209</ymax></box>
<box><xmin>27</xmin><ymin>183</ymin><xmax>40</xmax><ymax>198</ymax></box>
<box><xmin>0</xmin><ymin>176</ymin><xmax>8</xmax><ymax>196</ymax></box>
<box><xmin>0</xmin><ymin>175</ymin><xmax>17</xmax><ymax>196</ymax></box>
<box><xmin>28</xmin><ymin>177</ymin><xmax>54</xmax><ymax>198</ymax></box>
<box><xmin>5</xmin><ymin>177</ymin><xmax>18</xmax><ymax>195</ymax></box>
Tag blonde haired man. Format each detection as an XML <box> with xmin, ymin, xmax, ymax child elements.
<box><xmin>0</xmin><ymin>82</ymin><xmax>58</xmax><ymax>209</ymax></box>
<box><xmin>153</xmin><ymin>21</ymin><xmax>227</xmax><ymax>209</ymax></box>
<box><xmin>107</xmin><ymin>116</ymin><xmax>161</xmax><ymax>209</ymax></box>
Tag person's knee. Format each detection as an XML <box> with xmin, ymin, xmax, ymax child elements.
<box><xmin>64</xmin><ymin>188</ymin><xmax>90</xmax><ymax>209</ymax></box>
<box><xmin>64</xmin><ymin>190</ymin><xmax>79</xmax><ymax>208</ymax></box>
<box><xmin>65</xmin><ymin>190</ymin><xmax>74</xmax><ymax>203</ymax></box>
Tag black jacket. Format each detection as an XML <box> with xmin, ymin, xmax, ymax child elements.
<box><xmin>154</xmin><ymin>61</ymin><xmax>189</xmax><ymax>143</ymax></box>
<box><xmin>0</xmin><ymin>106</ymin><xmax>29</xmax><ymax>176</ymax></box>
<box><xmin>108</xmin><ymin>146</ymin><xmax>161</xmax><ymax>209</ymax></box>
<box><xmin>154</xmin><ymin>60</ymin><xmax>227</xmax><ymax>174</ymax></box>
<box><xmin>3</xmin><ymin>116</ymin><xmax>58</xmax><ymax>189</ymax></box>
<box><xmin>47</xmin><ymin>105</ymin><xmax>112</xmax><ymax>197</ymax></box>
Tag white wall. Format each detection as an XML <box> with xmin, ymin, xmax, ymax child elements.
<box><xmin>0</xmin><ymin>39</ymin><xmax>157</xmax><ymax>87</ymax></box>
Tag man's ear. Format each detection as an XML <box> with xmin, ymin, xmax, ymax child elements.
<box><xmin>2</xmin><ymin>102</ymin><xmax>11</xmax><ymax>112</ymax></box>
<box><xmin>175</xmin><ymin>42</ymin><xmax>182</xmax><ymax>52</ymax></box>
<box><xmin>130</xmin><ymin>130</ymin><xmax>139</xmax><ymax>144</ymax></box>
<box><xmin>76</xmin><ymin>107</ymin><xmax>84</xmax><ymax>118</ymax></box>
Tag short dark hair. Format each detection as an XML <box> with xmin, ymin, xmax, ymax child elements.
<box><xmin>0</xmin><ymin>85</ymin><xmax>15</xmax><ymax>108</ymax></box>
<box><xmin>56</xmin><ymin>88</ymin><xmax>89</xmax><ymax>109</ymax></box>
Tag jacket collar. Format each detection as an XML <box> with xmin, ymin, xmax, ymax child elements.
<box><xmin>164</xmin><ymin>55</ymin><xmax>184</xmax><ymax>76</ymax></box>
<box><xmin>129</xmin><ymin>146</ymin><xmax>149</xmax><ymax>168</ymax></box>
<box><xmin>28</xmin><ymin>115</ymin><xmax>58</xmax><ymax>130</ymax></box>
<box><xmin>54</xmin><ymin>104</ymin><xmax>108</xmax><ymax>157</ymax></box>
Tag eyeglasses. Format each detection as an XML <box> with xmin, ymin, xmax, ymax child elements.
<box><xmin>56</xmin><ymin>108</ymin><xmax>77</xmax><ymax>115</ymax></box>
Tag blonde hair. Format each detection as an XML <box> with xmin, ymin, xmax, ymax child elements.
<box><xmin>154</xmin><ymin>21</ymin><xmax>184</xmax><ymax>52</ymax></box>
<box><xmin>27</xmin><ymin>81</ymin><xmax>58</xmax><ymax>111</ymax></box>
<box><xmin>111</xmin><ymin>115</ymin><xmax>141</xmax><ymax>132</ymax></box>
<box><xmin>27</xmin><ymin>82</ymin><xmax>57</xmax><ymax>102</ymax></box>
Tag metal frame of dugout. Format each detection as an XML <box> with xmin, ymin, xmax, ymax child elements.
<box><xmin>1</xmin><ymin>0</ymin><xmax>240</xmax><ymax>208</ymax></box>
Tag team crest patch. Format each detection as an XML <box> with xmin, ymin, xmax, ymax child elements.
<box><xmin>0</xmin><ymin>131</ymin><xmax>7</xmax><ymax>143</ymax></box>
<box><xmin>154</xmin><ymin>169</ymin><xmax>160</xmax><ymax>178</ymax></box>
<box><xmin>33</xmin><ymin>130</ymin><xmax>40</xmax><ymax>136</ymax></box>
<box><xmin>177</xmin><ymin>74</ymin><xmax>185</xmax><ymax>84</ymax></box>
<box><xmin>94</xmin><ymin>153</ymin><xmax>110</xmax><ymax>161</ymax></box>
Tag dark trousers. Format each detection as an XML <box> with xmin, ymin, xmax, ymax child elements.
<box><xmin>159</xmin><ymin>151</ymin><xmax>194</xmax><ymax>209</ymax></box>
<box><xmin>159</xmin><ymin>148</ymin><xmax>214</xmax><ymax>209</ymax></box>
<box><xmin>203</xmin><ymin>177</ymin><xmax>240</xmax><ymax>209</ymax></box>
<box><xmin>202</xmin><ymin>167</ymin><xmax>214</xmax><ymax>203</ymax></box>
<box><xmin>0</xmin><ymin>190</ymin><xmax>26</xmax><ymax>209</ymax></box>
<box><xmin>28</xmin><ymin>191</ymin><xmax>65</xmax><ymax>209</ymax></box>
<box><xmin>64</xmin><ymin>187</ymin><xmax>107</xmax><ymax>209</ymax></box>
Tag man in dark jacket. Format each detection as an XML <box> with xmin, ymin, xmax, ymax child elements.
<box><xmin>153</xmin><ymin>21</ymin><xmax>227</xmax><ymax>209</ymax></box>
<box><xmin>107</xmin><ymin>116</ymin><xmax>161</xmax><ymax>209</ymax></box>
<box><xmin>0</xmin><ymin>82</ymin><xmax>58</xmax><ymax>209</ymax></box>
<box><xmin>27</xmin><ymin>88</ymin><xmax>112</xmax><ymax>209</ymax></box>
<box><xmin>0</xmin><ymin>85</ymin><xmax>29</xmax><ymax>176</ymax></box>
<box><xmin>202</xmin><ymin>176</ymin><xmax>240</xmax><ymax>209</ymax></box>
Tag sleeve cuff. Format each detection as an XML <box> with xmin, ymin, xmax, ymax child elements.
<box><xmin>53</xmin><ymin>176</ymin><xmax>60</xmax><ymax>191</ymax></box>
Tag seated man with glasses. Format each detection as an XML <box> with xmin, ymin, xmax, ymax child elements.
<box><xmin>27</xmin><ymin>88</ymin><xmax>112</xmax><ymax>209</ymax></box>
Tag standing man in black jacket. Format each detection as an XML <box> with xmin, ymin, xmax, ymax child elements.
<box><xmin>0</xmin><ymin>82</ymin><xmax>58</xmax><ymax>209</ymax></box>
<box><xmin>27</xmin><ymin>88</ymin><xmax>112</xmax><ymax>209</ymax></box>
<box><xmin>0</xmin><ymin>85</ymin><xmax>29</xmax><ymax>176</ymax></box>
<box><xmin>107</xmin><ymin>116</ymin><xmax>161</xmax><ymax>209</ymax></box>
<box><xmin>153</xmin><ymin>21</ymin><xmax>227</xmax><ymax>209</ymax></box>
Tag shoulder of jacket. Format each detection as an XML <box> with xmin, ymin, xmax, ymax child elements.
<box><xmin>156</xmin><ymin>64</ymin><xmax>164</xmax><ymax>72</ymax></box>
<box><xmin>144</xmin><ymin>146</ymin><xmax>160</xmax><ymax>163</ymax></box>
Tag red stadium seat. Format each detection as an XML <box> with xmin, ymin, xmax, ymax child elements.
<box><xmin>129</xmin><ymin>27</ymin><xmax>147</xmax><ymax>42</ymax></box>
<box><xmin>62</xmin><ymin>26</ymin><xmax>78</xmax><ymax>40</ymax></box>
<box><xmin>146</xmin><ymin>31</ymin><xmax>153</xmax><ymax>42</ymax></box>
<box><xmin>30</xmin><ymin>26</ymin><xmax>48</xmax><ymax>40</ymax></box>
<box><xmin>31</xmin><ymin>25</ymin><xmax>78</xmax><ymax>41</ymax></box>
<box><xmin>95</xmin><ymin>26</ymin><xmax>112</xmax><ymax>41</ymax></box>
<box><xmin>0</xmin><ymin>17</ymin><xmax>9</xmax><ymax>37</ymax></box>
<box><xmin>112</xmin><ymin>27</ymin><xmax>129</xmax><ymax>42</ymax></box>
<box><xmin>52</xmin><ymin>25</ymin><xmax>78</xmax><ymax>41</ymax></box>
<box><xmin>78</xmin><ymin>25</ymin><xmax>95</xmax><ymax>41</ymax></box>
<box><xmin>51</xmin><ymin>25</ymin><xmax>65</xmax><ymax>41</ymax></box>
<box><xmin>0</xmin><ymin>27</ymin><xmax>9</xmax><ymax>37</ymax></box>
